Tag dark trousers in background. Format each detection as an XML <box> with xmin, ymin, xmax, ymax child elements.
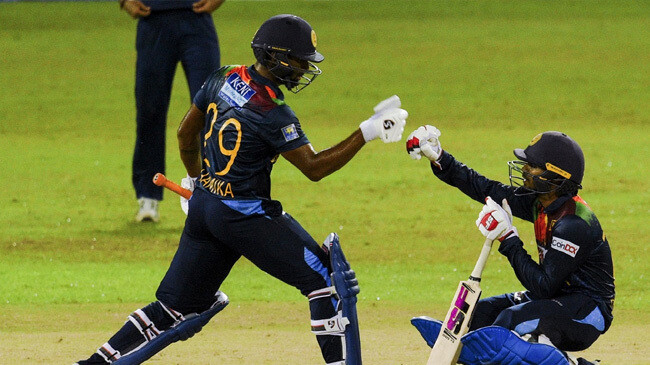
<box><xmin>132</xmin><ymin>9</ymin><xmax>220</xmax><ymax>200</ymax></box>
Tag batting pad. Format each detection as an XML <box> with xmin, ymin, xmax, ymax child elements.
<box><xmin>327</xmin><ymin>232</ymin><xmax>362</xmax><ymax>365</ymax></box>
<box><xmin>411</xmin><ymin>317</ymin><xmax>569</xmax><ymax>365</ymax></box>
<box><xmin>410</xmin><ymin>316</ymin><xmax>480</xmax><ymax>365</ymax></box>
<box><xmin>461</xmin><ymin>326</ymin><xmax>568</xmax><ymax>365</ymax></box>
<box><xmin>113</xmin><ymin>293</ymin><xmax>229</xmax><ymax>365</ymax></box>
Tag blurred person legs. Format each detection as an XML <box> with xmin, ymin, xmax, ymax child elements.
<box><xmin>135</xmin><ymin>197</ymin><xmax>160</xmax><ymax>223</ymax></box>
<box><xmin>131</xmin><ymin>9</ymin><xmax>219</xmax><ymax>221</ymax></box>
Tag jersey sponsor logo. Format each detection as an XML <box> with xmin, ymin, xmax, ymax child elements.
<box><xmin>219</xmin><ymin>73</ymin><xmax>256</xmax><ymax>108</ymax></box>
<box><xmin>550</xmin><ymin>236</ymin><xmax>580</xmax><ymax>257</ymax></box>
<box><xmin>282</xmin><ymin>123</ymin><xmax>299</xmax><ymax>141</ymax></box>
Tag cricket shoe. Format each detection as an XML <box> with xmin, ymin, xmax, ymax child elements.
<box><xmin>73</xmin><ymin>355</ymin><xmax>110</xmax><ymax>365</ymax></box>
<box><xmin>577</xmin><ymin>359</ymin><xmax>601</xmax><ymax>365</ymax></box>
<box><xmin>135</xmin><ymin>197</ymin><xmax>160</xmax><ymax>223</ymax></box>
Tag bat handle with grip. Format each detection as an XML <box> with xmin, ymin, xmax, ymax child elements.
<box><xmin>469</xmin><ymin>238</ymin><xmax>494</xmax><ymax>282</ymax></box>
<box><xmin>152</xmin><ymin>173</ymin><xmax>193</xmax><ymax>200</ymax></box>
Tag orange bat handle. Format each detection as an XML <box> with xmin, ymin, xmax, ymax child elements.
<box><xmin>152</xmin><ymin>173</ymin><xmax>193</xmax><ymax>200</ymax></box>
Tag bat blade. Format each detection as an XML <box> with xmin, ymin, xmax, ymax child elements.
<box><xmin>427</xmin><ymin>279</ymin><xmax>482</xmax><ymax>365</ymax></box>
<box><xmin>426</xmin><ymin>237</ymin><xmax>492</xmax><ymax>365</ymax></box>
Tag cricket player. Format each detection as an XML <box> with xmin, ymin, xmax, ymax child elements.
<box><xmin>76</xmin><ymin>14</ymin><xmax>407</xmax><ymax>364</ymax></box>
<box><xmin>122</xmin><ymin>0</ymin><xmax>226</xmax><ymax>223</ymax></box>
<box><xmin>406</xmin><ymin>127</ymin><xmax>614</xmax><ymax>362</ymax></box>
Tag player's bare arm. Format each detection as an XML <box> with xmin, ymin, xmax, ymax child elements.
<box><xmin>281</xmin><ymin>94</ymin><xmax>408</xmax><ymax>182</ymax></box>
<box><xmin>282</xmin><ymin>130</ymin><xmax>366</xmax><ymax>182</ymax></box>
<box><xmin>177</xmin><ymin>104</ymin><xmax>205</xmax><ymax>178</ymax></box>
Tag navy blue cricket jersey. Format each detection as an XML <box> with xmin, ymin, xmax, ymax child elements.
<box><xmin>192</xmin><ymin>65</ymin><xmax>310</xmax><ymax>204</ymax></box>
<box><xmin>431</xmin><ymin>151</ymin><xmax>615</xmax><ymax>331</ymax></box>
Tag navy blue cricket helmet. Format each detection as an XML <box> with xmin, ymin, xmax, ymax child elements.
<box><xmin>509</xmin><ymin>131</ymin><xmax>585</xmax><ymax>195</ymax></box>
<box><xmin>251</xmin><ymin>14</ymin><xmax>324</xmax><ymax>92</ymax></box>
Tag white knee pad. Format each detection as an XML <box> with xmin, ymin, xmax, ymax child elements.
<box><xmin>308</xmin><ymin>287</ymin><xmax>347</xmax><ymax>363</ymax></box>
<box><xmin>310</xmin><ymin>310</ymin><xmax>349</xmax><ymax>336</ymax></box>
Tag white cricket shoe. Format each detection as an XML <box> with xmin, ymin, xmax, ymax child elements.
<box><xmin>135</xmin><ymin>197</ymin><xmax>160</xmax><ymax>222</ymax></box>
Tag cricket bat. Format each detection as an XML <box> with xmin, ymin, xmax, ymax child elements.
<box><xmin>152</xmin><ymin>173</ymin><xmax>193</xmax><ymax>200</ymax></box>
<box><xmin>426</xmin><ymin>237</ymin><xmax>494</xmax><ymax>364</ymax></box>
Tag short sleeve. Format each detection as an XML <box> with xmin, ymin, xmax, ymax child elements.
<box><xmin>193</xmin><ymin>71</ymin><xmax>221</xmax><ymax>112</ymax></box>
<box><xmin>193</xmin><ymin>80</ymin><xmax>209</xmax><ymax>112</ymax></box>
<box><xmin>261</xmin><ymin>105</ymin><xmax>310</xmax><ymax>153</ymax></box>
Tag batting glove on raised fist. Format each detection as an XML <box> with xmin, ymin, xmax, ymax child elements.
<box><xmin>476</xmin><ymin>197</ymin><xmax>519</xmax><ymax>242</ymax></box>
<box><xmin>359</xmin><ymin>95</ymin><xmax>408</xmax><ymax>143</ymax></box>
<box><xmin>405</xmin><ymin>125</ymin><xmax>442</xmax><ymax>165</ymax></box>
<box><xmin>180</xmin><ymin>174</ymin><xmax>197</xmax><ymax>215</ymax></box>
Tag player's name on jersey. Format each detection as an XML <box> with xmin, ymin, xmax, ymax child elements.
<box><xmin>199</xmin><ymin>172</ymin><xmax>234</xmax><ymax>198</ymax></box>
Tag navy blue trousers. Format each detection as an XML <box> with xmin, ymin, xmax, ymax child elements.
<box><xmin>155</xmin><ymin>189</ymin><xmax>343</xmax><ymax>362</ymax></box>
<box><xmin>470</xmin><ymin>291</ymin><xmax>605</xmax><ymax>351</ymax></box>
<box><xmin>78</xmin><ymin>193</ymin><xmax>344</xmax><ymax>364</ymax></box>
<box><xmin>132</xmin><ymin>10</ymin><xmax>220</xmax><ymax>200</ymax></box>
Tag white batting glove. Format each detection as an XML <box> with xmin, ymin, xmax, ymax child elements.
<box><xmin>405</xmin><ymin>125</ymin><xmax>442</xmax><ymax>163</ymax></box>
<box><xmin>180</xmin><ymin>174</ymin><xmax>197</xmax><ymax>215</ymax></box>
<box><xmin>476</xmin><ymin>197</ymin><xmax>519</xmax><ymax>242</ymax></box>
<box><xmin>359</xmin><ymin>95</ymin><xmax>408</xmax><ymax>143</ymax></box>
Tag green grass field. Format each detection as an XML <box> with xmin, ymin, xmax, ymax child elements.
<box><xmin>1</xmin><ymin>0</ymin><xmax>649</xmax><ymax>363</ymax></box>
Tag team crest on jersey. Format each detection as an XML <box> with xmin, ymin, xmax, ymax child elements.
<box><xmin>550</xmin><ymin>236</ymin><xmax>580</xmax><ymax>257</ymax></box>
<box><xmin>282</xmin><ymin>124</ymin><xmax>299</xmax><ymax>141</ymax></box>
<box><xmin>219</xmin><ymin>73</ymin><xmax>256</xmax><ymax>108</ymax></box>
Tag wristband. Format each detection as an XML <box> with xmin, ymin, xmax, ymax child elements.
<box><xmin>498</xmin><ymin>227</ymin><xmax>519</xmax><ymax>242</ymax></box>
<box><xmin>359</xmin><ymin>119</ymin><xmax>378</xmax><ymax>142</ymax></box>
